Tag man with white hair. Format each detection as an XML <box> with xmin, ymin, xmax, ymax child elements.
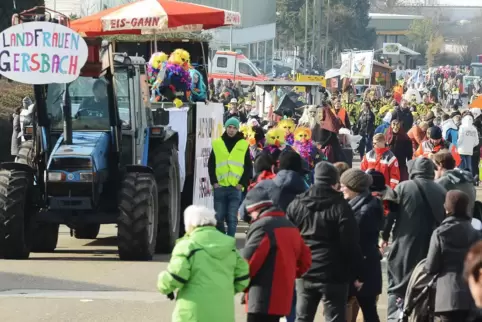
<box><xmin>157</xmin><ymin>205</ymin><xmax>250</xmax><ymax>322</ymax></box>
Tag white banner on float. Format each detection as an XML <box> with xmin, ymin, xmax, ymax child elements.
<box><xmin>192</xmin><ymin>102</ymin><xmax>224</xmax><ymax>206</ymax></box>
<box><xmin>166</xmin><ymin>107</ymin><xmax>189</xmax><ymax>191</ymax></box>
<box><xmin>350</xmin><ymin>51</ymin><xmax>374</xmax><ymax>79</ymax></box>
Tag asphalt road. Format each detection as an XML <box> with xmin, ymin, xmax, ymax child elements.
<box><xmin>0</xmin><ymin>223</ymin><xmax>388</xmax><ymax>322</ymax></box>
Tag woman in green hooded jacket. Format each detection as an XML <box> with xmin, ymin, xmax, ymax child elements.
<box><xmin>157</xmin><ymin>205</ymin><xmax>250</xmax><ymax>322</ymax></box>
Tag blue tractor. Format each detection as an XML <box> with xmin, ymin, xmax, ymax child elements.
<box><xmin>0</xmin><ymin>9</ymin><xmax>185</xmax><ymax>260</ymax></box>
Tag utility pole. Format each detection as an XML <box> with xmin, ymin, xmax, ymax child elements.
<box><xmin>311</xmin><ymin>0</ymin><xmax>316</xmax><ymax>69</ymax></box>
<box><xmin>324</xmin><ymin>0</ymin><xmax>330</xmax><ymax>68</ymax></box>
<box><xmin>304</xmin><ymin>0</ymin><xmax>308</xmax><ymax>71</ymax></box>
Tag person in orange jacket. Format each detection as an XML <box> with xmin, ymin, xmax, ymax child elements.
<box><xmin>415</xmin><ymin>126</ymin><xmax>461</xmax><ymax>167</ymax></box>
<box><xmin>361</xmin><ymin>133</ymin><xmax>401</xmax><ymax>189</ymax></box>
<box><xmin>332</xmin><ymin>99</ymin><xmax>351</xmax><ymax>129</ymax></box>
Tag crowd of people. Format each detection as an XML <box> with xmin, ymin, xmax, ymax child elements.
<box><xmin>11</xmin><ymin>74</ymin><xmax>482</xmax><ymax>321</ymax></box>
<box><xmin>152</xmin><ymin>75</ymin><xmax>482</xmax><ymax>322</ymax></box>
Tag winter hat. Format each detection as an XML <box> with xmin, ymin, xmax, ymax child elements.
<box><xmin>429</xmin><ymin>126</ymin><xmax>442</xmax><ymax>140</ymax></box>
<box><xmin>340</xmin><ymin>169</ymin><xmax>373</xmax><ymax>193</ymax></box>
<box><xmin>366</xmin><ymin>169</ymin><xmax>386</xmax><ymax>192</ymax></box>
<box><xmin>224</xmin><ymin>117</ymin><xmax>240</xmax><ymax>129</ymax></box>
<box><xmin>424</xmin><ymin>111</ymin><xmax>435</xmax><ymax>122</ymax></box>
<box><xmin>279</xmin><ymin>151</ymin><xmax>303</xmax><ymax>173</ymax></box>
<box><xmin>314</xmin><ymin>161</ymin><xmax>339</xmax><ymax>185</ymax></box>
<box><xmin>244</xmin><ymin>185</ymin><xmax>273</xmax><ymax>214</ymax></box>
<box><xmin>444</xmin><ymin>189</ymin><xmax>470</xmax><ymax>217</ymax></box>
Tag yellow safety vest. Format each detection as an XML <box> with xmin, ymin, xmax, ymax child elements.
<box><xmin>212</xmin><ymin>138</ymin><xmax>249</xmax><ymax>187</ymax></box>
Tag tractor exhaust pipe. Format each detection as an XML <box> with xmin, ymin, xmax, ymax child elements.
<box><xmin>62</xmin><ymin>85</ymin><xmax>72</xmax><ymax>145</ymax></box>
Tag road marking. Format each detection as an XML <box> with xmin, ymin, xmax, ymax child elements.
<box><xmin>0</xmin><ymin>290</ymin><xmax>168</xmax><ymax>302</ymax></box>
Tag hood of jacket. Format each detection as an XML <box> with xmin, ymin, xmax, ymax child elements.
<box><xmin>273</xmin><ymin>169</ymin><xmax>308</xmax><ymax>194</ymax></box>
<box><xmin>438</xmin><ymin>216</ymin><xmax>476</xmax><ymax>248</ymax></box>
<box><xmin>442</xmin><ymin>118</ymin><xmax>457</xmax><ymax>136</ymax></box>
<box><xmin>188</xmin><ymin>226</ymin><xmax>236</xmax><ymax>259</ymax></box>
<box><xmin>440</xmin><ymin>168</ymin><xmax>474</xmax><ymax>185</ymax></box>
<box><xmin>348</xmin><ymin>191</ymin><xmax>372</xmax><ymax>212</ymax></box>
<box><xmin>461</xmin><ymin>114</ymin><xmax>474</xmax><ymax>127</ymax></box>
<box><xmin>408</xmin><ymin>157</ymin><xmax>435</xmax><ymax>180</ymax></box>
<box><xmin>299</xmin><ymin>183</ymin><xmax>345</xmax><ymax>211</ymax></box>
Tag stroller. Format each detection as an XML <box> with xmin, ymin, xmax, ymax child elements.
<box><xmin>400</xmin><ymin>258</ymin><xmax>438</xmax><ymax>322</ymax></box>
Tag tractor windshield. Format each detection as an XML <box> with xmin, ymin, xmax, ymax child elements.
<box><xmin>47</xmin><ymin>71</ymin><xmax>130</xmax><ymax>131</ymax></box>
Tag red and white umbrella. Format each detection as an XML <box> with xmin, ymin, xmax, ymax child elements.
<box><xmin>70</xmin><ymin>0</ymin><xmax>241</xmax><ymax>37</ymax></box>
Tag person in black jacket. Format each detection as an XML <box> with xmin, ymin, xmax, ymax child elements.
<box><xmin>208</xmin><ymin>117</ymin><xmax>252</xmax><ymax>237</ymax></box>
<box><xmin>341</xmin><ymin>169</ymin><xmax>384</xmax><ymax>322</ymax></box>
<box><xmin>286</xmin><ymin>161</ymin><xmax>364</xmax><ymax>322</ymax></box>
<box><xmin>425</xmin><ymin>190</ymin><xmax>481</xmax><ymax>322</ymax></box>
<box><xmin>392</xmin><ymin>99</ymin><xmax>414</xmax><ymax>133</ymax></box>
<box><xmin>355</xmin><ymin>101</ymin><xmax>375</xmax><ymax>159</ymax></box>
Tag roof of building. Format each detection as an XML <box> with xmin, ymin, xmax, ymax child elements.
<box><xmin>375</xmin><ymin>44</ymin><xmax>420</xmax><ymax>56</ymax></box>
<box><xmin>369</xmin><ymin>13</ymin><xmax>425</xmax><ymax>20</ymax></box>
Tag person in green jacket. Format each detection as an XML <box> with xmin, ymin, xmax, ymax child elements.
<box><xmin>157</xmin><ymin>205</ymin><xmax>250</xmax><ymax>322</ymax></box>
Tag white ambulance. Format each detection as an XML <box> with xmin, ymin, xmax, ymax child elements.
<box><xmin>209</xmin><ymin>51</ymin><xmax>269</xmax><ymax>87</ymax></box>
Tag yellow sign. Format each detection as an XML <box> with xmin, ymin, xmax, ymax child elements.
<box><xmin>294</xmin><ymin>74</ymin><xmax>326</xmax><ymax>92</ymax></box>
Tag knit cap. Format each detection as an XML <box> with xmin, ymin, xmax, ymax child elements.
<box><xmin>314</xmin><ymin>161</ymin><xmax>339</xmax><ymax>185</ymax></box>
<box><xmin>444</xmin><ymin>189</ymin><xmax>470</xmax><ymax>217</ymax></box>
<box><xmin>340</xmin><ymin>168</ymin><xmax>373</xmax><ymax>193</ymax></box>
<box><xmin>429</xmin><ymin>126</ymin><xmax>442</xmax><ymax>140</ymax></box>
<box><xmin>244</xmin><ymin>185</ymin><xmax>273</xmax><ymax>214</ymax></box>
<box><xmin>224</xmin><ymin>117</ymin><xmax>240</xmax><ymax>129</ymax></box>
<box><xmin>366</xmin><ymin>169</ymin><xmax>386</xmax><ymax>192</ymax></box>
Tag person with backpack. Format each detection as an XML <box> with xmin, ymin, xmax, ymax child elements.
<box><xmin>425</xmin><ymin>190</ymin><xmax>480</xmax><ymax>322</ymax></box>
<box><xmin>381</xmin><ymin>157</ymin><xmax>446</xmax><ymax>322</ymax></box>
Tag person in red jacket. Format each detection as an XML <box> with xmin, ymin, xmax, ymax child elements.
<box><xmin>361</xmin><ymin>133</ymin><xmax>401</xmax><ymax>189</ymax></box>
<box><xmin>241</xmin><ymin>186</ymin><xmax>312</xmax><ymax>322</ymax></box>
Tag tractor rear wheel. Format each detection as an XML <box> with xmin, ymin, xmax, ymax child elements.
<box><xmin>117</xmin><ymin>172</ymin><xmax>158</xmax><ymax>261</ymax></box>
<box><xmin>74</xmin><ymin>224</ymin><xmax>101</xmax><ymax>239</ymax></box>
<box><xmin>15</xmin><ymin>140</ymin><xmax>35</xmax><ymax>168</ymax></box>
<box><xmin>31</xmin><ymin>223</ymin><xmax>59</xmax><ymax>252</ymax></box>
<box><xmin>149</xmin><ymin>142</ymin><xmax>181</xmax><ymax>253</ymax></box>
<box><xmin>0</xmin><ymin>170</ymin><xmax>34</xmax><ymax>259</ymax></box>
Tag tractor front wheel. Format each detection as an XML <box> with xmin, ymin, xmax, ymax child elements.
<box><xmin>74</xmin><ymin>224</ymin><xmax>101</xmax><ymax>239</ymax></box>
<box><xmin>117</xmin><ymin>172</ymin><xmax>158</xmax><ymax>261</ymax></box>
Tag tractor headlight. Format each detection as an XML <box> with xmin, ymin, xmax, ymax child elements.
<box><xmin>48</xmin><ymin>172</ymin><xmax>65</xmax><ymax>181</ymax></box>
<box><xmin>79</xmin><ymin>172</ymin><xmax>94</xmax><ymax>182</ymax></box>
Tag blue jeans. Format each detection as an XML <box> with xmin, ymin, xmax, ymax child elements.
<box><xmin>460</xmin><ymin>154</ymin><xmax>473</xmax><ymax>173</ymax></box>
<box><xmin>213</xmin><ymin>186</ymin><xmax>241</xmax><ymax>237</ymax></box>
<box><xmin>359</xmin><ymin>134</ymin><xmax>373</xmax><ymax>159</ymax></box>
<box><xmin>286</xmin><ymin>287</ymin><xmax>297</xmax><ymax>322</ymax></box>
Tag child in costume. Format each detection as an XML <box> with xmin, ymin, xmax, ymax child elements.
<box><xmin>292</xmin><ymin>126</ymin><xmax>326</xmax><ymax>184</ymax></box>
<box><xmin>147</xmin><ymin>52</ymin><xmax>168</xmax><ymax>85</ymax></box>
<box><xmin>277</xmin><ymin>118</ymin><xmax>296</xmax><ymax>145</ymax></box>
<box><xmin>189</xmin><ymin>68</ymin><xmax>207</xmax><ymax>103</ymax></box>
<box><xmin>263</xmin><ymin>127</ymin><xmax>293</xmax><ymax>163</ymax></box>
<box><xmin>152</xmin><ymin>49</ymin><xmax>192</xmax><ymax>108</ymax></box>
